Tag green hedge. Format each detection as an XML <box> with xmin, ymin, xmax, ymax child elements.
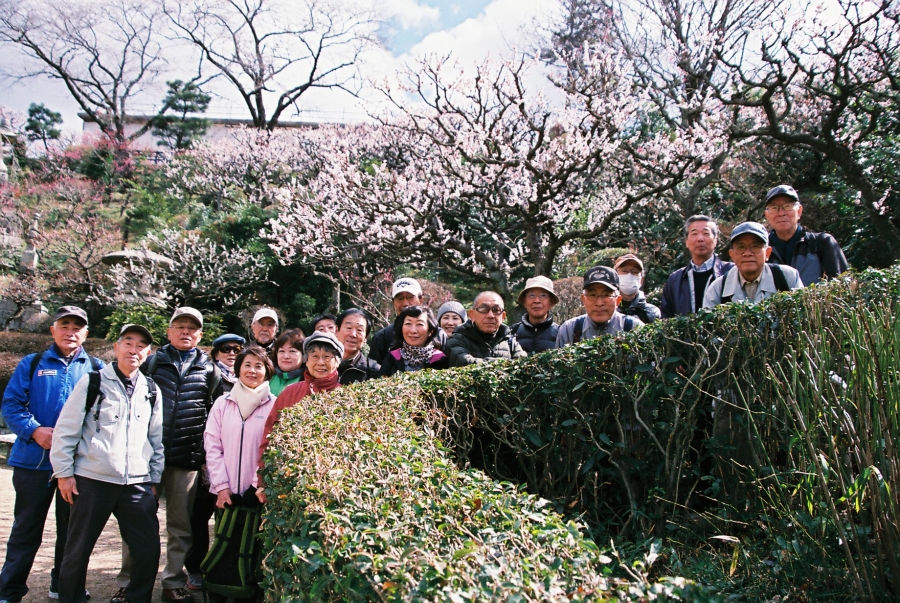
<box><xmin>261</xmin><ymin>267</ymin><xmax>900</xmax><ymax>600</ymax></box>
<box><xmin>259</xmin><ymin>380</ymin><xmax>715</xmax><ymax>601</ymax></box>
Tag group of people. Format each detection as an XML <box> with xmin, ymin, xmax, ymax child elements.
<box><xmin>0</xmin><ymin>184</ymin><xmax>849</xmax><ymax>603</ymax></box>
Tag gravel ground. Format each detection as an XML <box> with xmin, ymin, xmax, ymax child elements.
<box><xmin>0</xmin><ymin>465</ymin><xmax>211</xmax><ymax>603</ymax></box>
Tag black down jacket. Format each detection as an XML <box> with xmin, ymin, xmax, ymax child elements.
<box><xmin>142</xmin><ymin>344</ymin><xmax>223</xmax><ymax>470</ymax></box>
<box><xmin>510</xmin><ymin>314</ymin><xmax>559</xmax><ymax>354</ymax></box>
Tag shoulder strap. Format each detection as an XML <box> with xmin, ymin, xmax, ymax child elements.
<box><xmin>144</xmin><ymin>352</ymin><xmax>159</xmax><ymax>377</ymax></box>
<box><xmin>145</xmin><ymin>374</ymin><xmax>158</xmax><ymax>403</ymax></box>
<box><xmin>29</xmin><ymin>350</ymin><xmax>45</xmax><ymax>380</ymax></box>
<box><xmin>85</xmin><ymin>371</ymin><xmax>104</xmax><ymax>417</ymax></box>
<box><xmin>573</xmin><ymin>316</ymin><xmax>585</xmax><ymax>344</ymax></box>
<box><xmin>720</xmin><ymin>268</ymin><xmax>736</xmax><ymax>304</ymax></box>
<box><xmin>770</xmin><ymin>264</ymin><xmax>790</xmax><ymax>292</ymax></box>
<box><xmin>805</xmin><ymin>231</ymin><xmax>820</xmax><ymax>256</ymax></box>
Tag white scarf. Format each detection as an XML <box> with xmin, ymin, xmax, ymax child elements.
<box><xmin>230</xmin><ymin>379</ymin><xmax>271</xmax><ymax>420</ymax></box>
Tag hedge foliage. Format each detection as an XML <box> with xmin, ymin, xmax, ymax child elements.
<box><xmin>260</xmin><ymin>379</ymin><xmax>715</xmax><ymax>601</ymax></box>
<box><xmin>261</xmin><ymin>267</ymin><xmax>900</xmax><ymax>601</ymax></box>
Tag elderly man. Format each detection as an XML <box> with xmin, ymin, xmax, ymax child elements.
<box><xmin>556</xmin><ymin>266</ymin><xmax>643</xmax><ymax>346</ymax></box>
<box><xmin>660</xmin><ymin>215</ymin><xmax>734</xmax><ymax>318</ymax></box>
<box><xmin>446</xmin><ymin>291</ymin><xmax>527</xmax><ymax>366</ymax></box>
<box><xmin>764</xmin><ymin>184</ymin><xmax>849</xmax><ymax>286</ymax></box>
<box><xmin>0</xmin><ymin>307</ymin><xmax>101</xmax><ymax>603</ymax></box>
<box><xmin>613</xmin><ymin>254</ymin><xmax>660</xmax><ymax>324</ymax></box>
<box><xmin>52</xmin><ymin>324</ymin><xmax>163</xmax><ymax>603</ymax></box>
<box><xmin>510</xmin><ymin>276</ymin><xmax>559</xmax><ymax>354</ymax></box>
<box><xmin>248</xmin><ymin>307</ymin><xmax>279</xmax><ymax>353</ymax></box>
<box><xmin>703</xmin><ymin>222</ymin><xmax>803</xmax><ymax>307</ymax></box>
<box><xmin>368</xmin><ymin>277</ymin><xmax>447</xmax><ymax>363</ymax></box>
<box><xmin>112</xmin><ymin>308</ymin><xmax>222</xmax><ymax>603</ymax></box>
<box><xmin>335</xmin><ymin>308</ymin><xmax>381</xmax><ymax>385</ymax></box>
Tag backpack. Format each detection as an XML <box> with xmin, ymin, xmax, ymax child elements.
<box><xmin>571</xmin><ymin>315</ymin><xmax>636</xmax><ymax>344</ymax></box>
<box><xmin>84</xmin><ymin>371</ymin><xmax>159</xmax><ymax>422</ymax></box>
<box><xmin>720</xmin><ymin>264</ymin><xmax>791</xmax><ymax>304</ymax></box>
<box><xmin>201</xmin><ymin>495</ymin><xmax>264</xmax><ymax>598</ymax></box>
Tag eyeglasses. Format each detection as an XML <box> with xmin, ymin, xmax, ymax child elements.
<box><xmin>584</xmin><ymin>291</ymin><xmax>618</xmax><ymax>300</ymax></box>
<box><xmin>220</xmin><ymin>345</ymin><xmax>242</xmax><ymax>354</ymax></box>
<box><xmin>732</xmin><ymin>243</ymin><xmax>767</xmax><ymax>253</ymax></box>
<box><xmin>765</xmin><ymin>203</ymin><xmax>798</xmax><ymax>213</ymax></box>
<box><xmin>473</xmin><ymin>305</ymin><xmax>505</xmax><ymax>315</ymax></box>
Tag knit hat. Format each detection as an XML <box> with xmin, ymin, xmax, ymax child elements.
<box><xmin>437</xmin><ymin>301</ymin><xmax>466</xmax><ymax>323</ymax></box>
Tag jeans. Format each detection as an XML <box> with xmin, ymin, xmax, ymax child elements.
<box><xmin>59</xmin><ymin>477</ymin><xmax>159</xmax><ymax>603</ymax></box>
<box><xmin>0</xmin><ymin>467</ymin><xmax>70</xmax><ymax>602</ymax></box>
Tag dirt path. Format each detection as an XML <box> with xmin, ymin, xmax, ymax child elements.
<box><xmin>0</xmin><ymin>465</ymin><xmax>208</xmax><ymax>603</ymax></box>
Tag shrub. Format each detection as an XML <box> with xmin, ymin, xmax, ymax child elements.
<box><xmin>105</xmin><ymin>304</ymin><xmax>224</xmax><ymax>345</ymax></box>
<box><xmin>260</xmin><ymin>378</ymin><xmax>714</xmax><ymax>601</ymax></box>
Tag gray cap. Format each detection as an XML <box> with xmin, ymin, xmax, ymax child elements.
<box><xmin>730</xmin><ymin>221</ymin><xmax>770</xmax><ymax>245</ymax></box>
<box><xmin>437</xmin><ymin>301</ymin><xmax>466</xmax><ymax>323</ymax></box>
<box><xmin>52</xmin><ymin>305</ymin><xmax>88</xmax><ymax>325</ymax></box>
<box><xmin>765</xmin><ymin>184</ymin><xmax>800</xmax><ymax>205</ymax></box>
<box><xmin>119</xmin><ymin>323</ymin><xmax>153</xmax><ymax>344</ymax></box>
<box><xmin>303</xmin><ymin>330</ymin><xmax>344</xmax><ymax>358</ymax></box>
<box><xmin>170</xmin><ymin>307</ymin><xmax>203</xmax><ymax>327</ymax></box>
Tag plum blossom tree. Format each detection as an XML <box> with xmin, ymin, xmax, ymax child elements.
<box><xmin>264</xmin><ymin>55</ymin><xmax>727</xmax><ymax>298</ymax></box>
<box><xmin>719</xmin><ymin>0</ymin><xmax>900</xmax><ymax>259</ymax></box>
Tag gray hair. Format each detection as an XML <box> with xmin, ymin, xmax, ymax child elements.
<box><xmin>683</xmin><ymin>215</ymin><xmax>720</xmax><ymax>239</ymax></box>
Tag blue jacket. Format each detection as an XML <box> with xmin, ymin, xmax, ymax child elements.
<box><xmin>2</xmin><ymin>346</ymin><xmax>103</xmax><ymax>471</ymax></box>
<box><xmin>660</xmin><ymin>258</ymin><xmax>734</xmax><ymax>318</ymax></box>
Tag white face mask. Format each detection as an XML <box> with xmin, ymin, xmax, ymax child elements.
<box><xmin>618</xmin><ymin>274</ymin><xmax>642</xmax><ymax>296</ymax></box>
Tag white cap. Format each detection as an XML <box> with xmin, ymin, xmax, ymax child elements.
<box><xmin>391</xmin><ymin>277</ymin><xmax>423</xmax><ymax>299</ymax></box>
<box><xmin>252</xmin><ymin>308</ymin><xmax>278</xmax><ymax>325</ymax></box>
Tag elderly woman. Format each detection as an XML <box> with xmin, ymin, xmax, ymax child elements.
<box><xmin>256</xmin><ymin>331</ymin><xmax>343</xmax><ymax>503</ymax></box>
<box><xmin>209</xmin><ymin>333</ymin><xmax>246</xmax><ymax>393</ymax></box>
<box><xmin>379</xmin><ymin>306</ymin><xmax>449</xmax><ymax>377</ymax></box>
<box><xmin>202</xmin><ymin>345</ymin><xmax>275</xmax><ymax>602</ymax></box>
<box><xmin>269</xmin><ymin>329</ymin><xmax>305</xmax><ymax>395</ymax></box>
<box><xmin>437</xmin><ymin>301</ymin><xmax>466</xmax><ymax>337</ymax></box>
<box><xmin>335</xmin><ymin>308</ymin><xmax>380</xmax><ymax>385</ymax></box>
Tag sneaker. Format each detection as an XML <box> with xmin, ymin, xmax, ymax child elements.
<box><xmin>162</xmin><ymin>588</ymin><xmax>194</xmax><ymax>603</ymax></box>
<box><xmin>49</xmin><ymin>589</ymin><xmax>90</xmax><ymax>600</ymax></box>
<box><xmin>186</xmin><ymin>574</ymin><xmax>203</xmax><ymax>591</ymax></box>
<box><xmin>109</xmin><ymin>587</ymin><xmax>127</xmax><ymax>603</ymax></box>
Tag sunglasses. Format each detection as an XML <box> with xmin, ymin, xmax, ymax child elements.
<box><xmin>220</xmin><ymin>345</ymin><xmax>242</xmax><ymax>354</ymax></box>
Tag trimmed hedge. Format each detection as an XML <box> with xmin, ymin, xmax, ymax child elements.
<box><xmin>260</xmin><ymin>379</ymin><xmax>715</xmax><ymax>601</ymax></box>
<box><xmin>261</xmin><ymin>267</ymin><xmax>900</xmax><ymax>600</ymax></box>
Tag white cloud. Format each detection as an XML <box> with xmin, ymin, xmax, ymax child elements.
<box><xmin>380</xmin><ymin>0</ymin><xmax>441</xmax><ymax>30</ymax></box>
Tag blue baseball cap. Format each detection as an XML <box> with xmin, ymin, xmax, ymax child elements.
<box><xmin>730</xmin><ymin>221</ymin><xmax>769</xmax><ymax>246</ymax></box>
<box><xmin>765</xmin><ymin>184</ymin><xmax>800</xmax><ymax>204</ymax></box>
<box><xmin>211</xmin><ymin>334</ymin><xmax>246</xmax><ymax>347</ymax></box>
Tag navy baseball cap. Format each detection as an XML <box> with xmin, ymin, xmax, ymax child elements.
<box><xmin>765</xmin><ymin>184</ymin><xmax>800</xmax><ymax>205</ymax></box>
<box><xmin>583</xmin><ymin>266</ymin><xmax>619</xmax><ymax>293</ymax></box>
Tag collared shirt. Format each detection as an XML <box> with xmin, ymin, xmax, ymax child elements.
<box><xmin>113</xmin><ymin>361</ymin><xmax>136</xmax><ymax>400</ymax></box>
<box><xmin>738</xmin><ymin>271</ymin><xmax>762</xmax><ymax>301</ymax></box>
<box><xmin>688</xmin><ymin>256</ymin><xmax>717</xmax><ymax>313</ymax></box>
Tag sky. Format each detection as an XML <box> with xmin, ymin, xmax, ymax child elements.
<box><xmin>0</xmin><ymin>0</ymin><xmax>553</xmax><ymax>134</ymax></box>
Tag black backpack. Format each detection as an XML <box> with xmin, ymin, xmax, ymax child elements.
<box><xmin>720</xmin><ymin>264</ymin><xmax>791</xmax><ymax>304</ymax></box>
<box><xmin>571</xmin><ymin>314</ymin><xmax>636</xmax><ymax>344</ymax></box>
<box><xmin>84</xmin><ymin>371</ymin><xmax>159</xmax><ymax>421</ymax></box>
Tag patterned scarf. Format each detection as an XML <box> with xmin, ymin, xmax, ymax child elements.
<box><xmin>400</xmin><ymin>341</ymin><xmax>434</xmax><ymax>369</ymax></box>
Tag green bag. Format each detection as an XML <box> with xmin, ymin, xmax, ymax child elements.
<box><xmin>201</xmin><ymin>497</ymin><xmax>263</xmax><ymax>599</ymax></box>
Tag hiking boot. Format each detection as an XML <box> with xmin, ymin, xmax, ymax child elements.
<box><xmin>162</xmin><ymin>588</ymin><xmax>194</xmax><ymax>603</ymax></box>
<box><xmin>109</xmin><ymin>587</ymin><xmax>127</xmax><ymax>603</ymax></box>
<box><xmin>185</xmin><ymin>574</ymin><xmax>203</xmax><ymax>591</ymax></box>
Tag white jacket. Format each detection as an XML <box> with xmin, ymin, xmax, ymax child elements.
<box><xmin>703</xmin><ymin>264</ymin><xmax>803</xmax><ymax>308</ymax></box>
<box><xmin>51</xmin><ymin>363</ymin><xmax>164</xmax><ymax>485</ymax></box>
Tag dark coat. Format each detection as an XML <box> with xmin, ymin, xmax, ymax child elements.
<box><xmin>378</xmin><ymin>348</ymin><xmax>449</xmax><ymax>377</ymax></box>
<box><xmin>619</xmin><ymin>291</ymin><xmax>661</xmax><ymax>324</ymax></box>
<box><xmin>446</xmin><ymin>321</ymin><xmax>527</xmax><ymax>367</ymax></box>
<box><xmin>660</xmin><ymin>258</ymin><xmax>734</xmax><ymax>318</ymax></box>
<box><xmin>339</xmin><ymin>353</ymin><xmax>381</xmax><ymax>385</ymax></box>
<box><xmin>768</xmin><ymin>226</ymin><xmax>849</xmax><ymax>286</ymax></box>
<box><xmin>142</xmin><ymin>345</ymin><xmax>223</xmax><ymax>470</ymax></box>
<box><xmin>368</xmin><ymin>324</ymin><xmax>447</xmax><ymax>362</ymax></box>
<box><xmin>510</xmin><ymin>314</ymin><xmax>558</xmax><ymax>354</ymax></box>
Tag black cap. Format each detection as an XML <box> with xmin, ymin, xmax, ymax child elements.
<box><xmin>765</xmin><ymin>184</ymin><xmax>800</xmax><ymax>204</ymax></box>
<box><xmin>583</xmin><ymin>266</ymin><xmax>619</xmax><ymax>292</ymax></box>
<box><xmin>118</xmin><ymin>323</ymin><xmax>154</xmax><ymax>345</ymax></box>
<box><xmin>52</xmin><ymin>306</ymin><xmax>88</xmax><ymax>325</ymax></box>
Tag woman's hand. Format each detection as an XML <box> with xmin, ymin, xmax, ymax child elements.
<box><xmin>216</xmin><ymin>488</ymin><xmax>233</xmax><ymax>509</ymax></box>
<box><xmin>256</xmin><ymin>488</ymin><xmax>267</xmax><ymax>504</ymax></box>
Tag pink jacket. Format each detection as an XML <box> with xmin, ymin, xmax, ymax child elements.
<box><xmin>204</xmin><ymin>391</ymin><xmax>277</xmax><ymax>496</ymax></box>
